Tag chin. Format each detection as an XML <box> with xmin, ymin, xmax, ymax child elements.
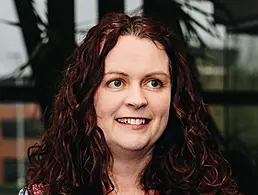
<box><xmin>122</xmin><ymin>146</ymin><xmax>146</xmax><ymax>151</ymax></box>
<box><xmin>119</xmin><ymin>141</ymin><xmax>150</xmax><ymax>152</ymax></box>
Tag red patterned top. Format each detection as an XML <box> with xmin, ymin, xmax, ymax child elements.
<box><xmin>18</xmin><ymin>184</ymin><xmax>45</xmax><ymax>195</ymax></box>
<box><xmin>30</xmin><ymin>184</ymin><xmax>45</xmax><ymax>195</ymax></box>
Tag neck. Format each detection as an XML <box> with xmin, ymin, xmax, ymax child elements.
<box><xmin>108</xmin><ymin>147</ymin><xmax>153</xmax><ymax>194</ymax></box>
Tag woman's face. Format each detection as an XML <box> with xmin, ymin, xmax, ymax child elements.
<box><xmin>94</xmin><ymin>35</ymin><xmax>171</xmax><ymax>153</ymax></box>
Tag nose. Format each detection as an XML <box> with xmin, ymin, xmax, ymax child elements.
<box><xmin>125</xmin><ymin>86</ymin><xmax>147</xmax><ymax>109</ymax></box>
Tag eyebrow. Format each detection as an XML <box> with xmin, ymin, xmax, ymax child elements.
<box><xmin>105</xmin><ymin>71</ymin><xmax>170</xmax><ymax>78</ymax></box>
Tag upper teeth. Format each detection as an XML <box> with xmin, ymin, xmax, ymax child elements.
<box><xmin>117</xmin><ymin>118</ymin><xmax>146</xmax><ymax>125</ymax></box>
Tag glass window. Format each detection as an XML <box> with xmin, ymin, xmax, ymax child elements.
<box><xmin>2</xmin><ymin>118</ymin><xmax>43</xmax><ymax>139</ymax></box>
<box><xmin>209</xmin><ymin>106</ymin><xmax>258</xmax><ymax>157</ymax></box>
<box><xmin>196</xmin><ymin>34</ymin><xmax>258</xmax><ymax>91</ymax></box>
<box><xmin>4</xmin><ymin>159</ymin><xmax>18</xmax><ymax>183</ymax></box>
<box><xmin>0</xmin><ymin>1</ymin><xmax>30</xmax><ymax>79</ymax></box>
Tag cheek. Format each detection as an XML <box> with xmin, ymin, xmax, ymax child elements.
<box><xmin>94</xmin><ymin>90</ymin><xmax>107</xmax><ymax>118</ymax></box>
<box><xmin>154</xmin><ymin>92</ymin><xmax>171</xmax><ymax>117</ymax></box>
<box><xmin>156</xmin><ymin>96</ymin><xmax>171</xmax><ymax>134</ymax></box>
<box><xmin>94</xmin><ymin>90</ymin><xmax>122</xmax><ymax>118</ymax></box>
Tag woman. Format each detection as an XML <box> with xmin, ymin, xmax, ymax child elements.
<box><xmin>20</xmin><ymin>13</ymin><xmax>239</xmax><ymax>195</ymax></box>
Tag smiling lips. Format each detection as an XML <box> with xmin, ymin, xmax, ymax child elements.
<box><xmin>115</xmin><ymin>117</ymin><xmax>151</xmax><ymax>130</ymax></box>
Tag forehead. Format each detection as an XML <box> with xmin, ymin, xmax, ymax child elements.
<box><xmin>104</xmin><ymin>35</ymin><xmax>169</xmax><ymax>73</ymax></box>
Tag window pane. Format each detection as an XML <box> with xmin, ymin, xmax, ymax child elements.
<box><xmin>196</xmin><ymin>34</ymin><xmax>258</xmax><ymax>91</ymax></box>
<box><xmin>209</xmin><ymin>105</ymin><xmax>258</xmax><ymax>194</ymax></box>
<box><xmin>75</xmin><ymin>0</ymin><xmax>97</xmax><ymax>44</ymax></box>
<box><xmin>4</xmin><ymin>159</ymin><xmax>18</xmax><ymax>183</ymax></box>
<box><xmin>0</xmin><ymin>1</ymin><xmax>31</xmax><ymax>79</ymax></box>
<box><xmin>2</xmin><ymin>118</ymin><xmax>43</xmax><ymax>139</ymax></box>
<box><xmin>210</xmin><ymin>106</ymin><xmax>258</xmax><ymax>156</ymax></box>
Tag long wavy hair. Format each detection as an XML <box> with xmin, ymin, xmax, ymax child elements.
<box><xmin>26</xmin><ymin>13</ymin><xmax>239</xmax><ymax>195</ymax></box>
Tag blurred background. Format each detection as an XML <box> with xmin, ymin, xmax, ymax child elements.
<box><xmin>0</xmin><ymin>0</ymin><xmax>258</xmax><ymax>194</ymax></box>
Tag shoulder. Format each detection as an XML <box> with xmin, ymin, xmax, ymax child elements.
<box><xmin>18</xmin><ymin>184</ymin><xmax>45</xmax><ymax>195</ymax></box>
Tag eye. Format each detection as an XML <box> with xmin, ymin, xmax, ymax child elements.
<box><xmin>147</xmin><ymin>79</ymin><xmax>162</xmax><ymax>88</ymax></box>
<box><xmin>108</xmin><ymin>79</ymin><xmax>124</xmax><ymax>88</ymax></box>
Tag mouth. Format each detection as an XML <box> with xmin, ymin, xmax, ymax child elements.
<box><xmin>115</xmin><ymin>117</ymin><xmax>151</xmax><ymax>125</ymax></box>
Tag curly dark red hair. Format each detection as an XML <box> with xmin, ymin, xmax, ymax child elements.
<box><xmin>25</xmin><ymin>13</ymin><xmax>240</xmax><ymax>195</ymax></box>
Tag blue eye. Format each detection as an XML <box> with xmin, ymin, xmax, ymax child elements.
<box><xmin>108</xmin><ymin>79</ymin><xmax>123</xmax><ymax>88</ymax></box>
<box><xmin>147</xmin><ymin>79</ymin><xmax>162</xmax><ymax>88</ymax></box>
